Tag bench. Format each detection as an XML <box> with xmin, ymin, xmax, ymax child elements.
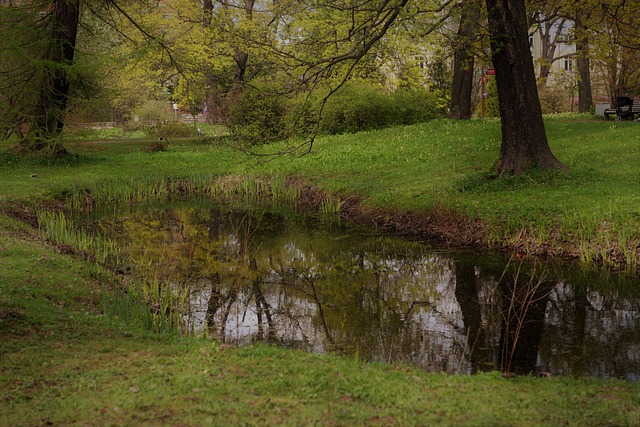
<box><xmin>604</xmin><ymin>98</ymin><xmax>640</xmax><ymax>121</ymax></box>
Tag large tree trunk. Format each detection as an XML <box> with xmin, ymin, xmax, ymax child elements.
<box><xmin>17</xmin><ymin>0</ymin><xmax>79</xmax><ymax>155</ymax></box>
<box><xmin>449</xmin><ymin>0</ymin><xmax>481</xmax><ymax>120</ymax></box>
<box><xmin>575</xmin><ymin>11</ymin><xmax>593</xmax><ymax>113</ymax></box>
<box><xmin>485</xmin><ymin>0</ymin><xmax>565</xmax><ymax>176</ymax></box>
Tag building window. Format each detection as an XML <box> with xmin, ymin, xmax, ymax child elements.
<box><xmin>564</xmin><ymin>59</ymin><xmax>572</xmax><ymax>71</ymax></box>
<box><xmin>529</xmin><ymin>36</ymin><xmax>534</xmax><ymax>48</ymax></box>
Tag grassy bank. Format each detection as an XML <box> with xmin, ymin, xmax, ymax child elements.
<box><xmin>1</xmin><ymin>215</ymin><xmax>639</xmax><ymax>426</ymax></box>
<box><xmin>4</xmin><ymin>118</ymin><xmax>640</xmax><ymax>267</ymax></box>
<box><xmin>2</xmin><ymin>118</ymin><xmax>640</xmax><ymax>425</ymax></box>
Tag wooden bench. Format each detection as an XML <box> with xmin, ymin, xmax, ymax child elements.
<box><xmin>604</xmin><ymin>99</ymin><xmax>640</xmax><ymax>121</ymax></box>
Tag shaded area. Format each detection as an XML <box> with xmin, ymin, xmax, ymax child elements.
<box><xmin>79</xmin><ymin>201</ymin><xmax>640</xmax><ymax>380</ymax></box>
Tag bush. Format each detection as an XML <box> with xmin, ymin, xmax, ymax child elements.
<box><xmin>226</xmin><ymin>83</ymin><xmax>446</xmax><ymax>145</ymax></box>
<box><xmin>132</xmin><ymin>100</ymin><xmax>174</xmax><ymax>125</ymax></box>
<box><xmin>483</xmin><ymin>78</ymin><xmax>500</xmax><ymax>118</ymax></box>
<box><xmin>538</xmin><ymin>87</ymin><xmax>566</xmax><ymax>114</ymax></box>
<box><xmin>227</xmin><ymin>87</ymin><xmax>287</xmax><ymax>145</ymax></box>
<box><xmin>318</xmin><ymin>84</ymin><xmax>444</xmax><ymax>135</ymax></box>
<box><xmin>319</xmin><ymin>84</ymin><xmax>389</xmax><ymax>134</ymax></box>
<box><xmin>282</xmin><ymin>92</ymin><xmax>322</xmax><ymax>138</ymax></box>
<box><xmin>388</xmin><ymin>87</ymin><xmax>444</xmax><ymax>125</ymax></box>
<box><xmin>144</xmin><ymin>121</ymin><xmax>197</xmax><ymax>138</ymax></box>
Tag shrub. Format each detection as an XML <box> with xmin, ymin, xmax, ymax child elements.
<box><xmin>227</xmin><ymin>87</ymin><xmax>287</xmax><ymax>145</ymax></box>
<box><xmin>483</xmin><ymin>78</ymin><xmax>500</xmax><ymax>118</ymax></box>
<box><xmin>132</xmin><ymin>100</ymin><xmax>173</xmax><ymax>125</ymax></box>
<box><xmin>142</xmin><ymin>140</ymin><xmax>168</xmax><ymax>153</ymax></box>
<box><xmin>538</xmin><ymin>87</ymin><xmax>566</xmax><ymax>114</ymax></box>
<box><xmin>317</xmin><ymin>84</ymin><xmax>444</xmax><ymax>135</ymax></box>
<box><xmin>283</xmin><ymin>92</ymin><xmax>322</xmax><ymax>138</ymax></box>
<box><xmin>388</xmin><ymin>87</ymin><xmax>444</xmax><ymax>125</ymax></box>
<box><xmin>226</xmin><ymin>83</ymin><xmax>446</xmax><ymax>144</ymax></box>
<box><xmin>319</xmin><ymin>84</ymin><xmax>388</xmax><ymax>134</ymax></box>
<box><xmin>144</xmin><ymin>121</ymin><xmax>197</xmax><ymax>138</ymax></box>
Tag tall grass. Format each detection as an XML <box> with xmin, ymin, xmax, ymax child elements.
<box><xmin>37</xmin><ymin>210</ymin><xmax>118</xmax><ymax>264</ymax></box>
<box><xmin>63</xmin><ymin>174</ymin><xmax>303</xmax><ymax>212</ymax></box>
<box><xmin>102</xmin><ymin>277</ymin><xmax>190</xmax><ymax>335</ymax></box>
<box><xmin>209</xmin><ymin>174</ymin><xmax>300</xmax><ymax>206</ymax></box>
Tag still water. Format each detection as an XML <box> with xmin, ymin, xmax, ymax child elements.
<box><xmin>80</xmin><ymin>201</ymin><xmax>640</xmax><ymax>380</ymax></box>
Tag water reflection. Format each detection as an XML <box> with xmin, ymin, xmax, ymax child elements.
<box><xmin>83</xmin><ymin>202</ymin><xmax>640</xmax><ymax>380</ymax></box>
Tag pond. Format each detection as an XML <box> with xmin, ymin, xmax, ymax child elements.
<box><xmin>79</xmin><ymin>200</ymin><xmax>640</xmax><ymax>381</ymax></box>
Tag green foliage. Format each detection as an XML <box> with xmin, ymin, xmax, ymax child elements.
<box><xmin>388</xmin><ymin>87</ymin><xmax>445</xmax><ymax>125</ymax></box>
<box><xmin>227</xmin><ymin>87</ymin><xmax>287</xmax><ymax>145</ymax></box>
<box><xmin>145</xmin><ymin>122</ymin><xmax>197</xmax><ymax>138</ymax></box>
<box><xmin>131</xmin><ymin>100</ymin><xmax>174</xmax><ymax>126</ymax></box>
<box><xmin>484</xmin><ymin>77</ymin><xmax>500</xmax><ymax>118</ymax></box>
<box><xmin>283</xmin><ymin>83</ymin><xmax>446</xmax><ymax>138</ymax></box>
<box><xmin>538</xmin><ymin>87</ymin><xmax>566</xmax><ymax>114</ymax></box>
<box><xmin>102</xmin><ymin>278</ymin><xmax>186</xmax><ymax>335</ymax></box>
<box><xmin>319</xmin><ymin>84</ymin><xmax>389</xmax><ymax>135</ymax></box>
<box><xmin>37</xmin><ymin>210</ymin><xmax>118</xmax><ymax>264</ymax></box>
<box><xmin>226</xmin><ymin>80</ymin><xmax>445</xmax><ymax>144</ymax></box>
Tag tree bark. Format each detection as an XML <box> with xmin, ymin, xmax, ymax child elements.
<box><xmin>575</xmin><ymin>11</ymin><xmax>593</xmax><ymax>113</ymax></box>
<box><xmin>485</xmin><ymin>0</ymin><xmax>565</xmax><ymax>175</ymax></box>
<box><xmin>449</xmin><ymin>0</ymin><xmax>481</xmax><ymax>119</ymax></box>
<box><xmin>17</xmin><ymin>0</ymin><xmax>79</xmax><ymax>155</ymax></box>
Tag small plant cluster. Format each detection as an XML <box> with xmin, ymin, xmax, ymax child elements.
<box><xmin>228</xmin><ymin>83</ymin><xmax>446</xmax><ymax>145</ymax></box>
<box><xmin>37</xmin><ymin>210</ymin><xmax>118</xmax><ymax>264</ymax></box>
<box><xmin>62</xmin><ymin>174</ymin><xmax>305</xmax><ymax>213</ymax></box>
<box><xmin>142</xmin><ymin>139</ymin><xmax>168</xmax><ymax>153</ymax></box>
<box><xmin>209</xmin><ymin>174</ymin><xmax>301</xmax><ymax>207</ymax></box>
<box><xmin>102</xmin><ymin>277</ymin><xmax>188</xmax><ymax>335</ymax></box>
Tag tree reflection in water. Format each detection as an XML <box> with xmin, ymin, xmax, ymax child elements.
<box><xmin>82</xmin><ymin>202</ymin><xmax>640</xmax><ymax>380</ymax></box>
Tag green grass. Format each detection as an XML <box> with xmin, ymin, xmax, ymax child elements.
<box><xmin>2</xmin><ymin>117</ymin><xmax>640</xmax><ymax>425</ymax></box>
<box><xmin>1</xmin><ymin>214</ymin><xmax>638</xmax><ymax>426</ymax></box>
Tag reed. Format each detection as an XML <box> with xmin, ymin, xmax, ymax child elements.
<box><xmin>319</xmin><ymin>197</ymin><xmax>341</xmax><ymax>217</ymax></box>
<box><xmin>37</xmin><ymin>210</ymin><xmax>119</xmax><ymax>264</ymax></box>
<box><xmin>210</xmin><ymin>174</ymin><xmax>300</xmax><ymax>206</ymax></box>
<box><xmin>102</xmin><ymin>277</ymin><xmax>190</xmax><ymax>335</ymax></box>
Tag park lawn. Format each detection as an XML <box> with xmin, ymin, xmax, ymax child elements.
<box><xmin>2</xmin><ymin>117</ymin><xmax>640</xmax><ymax>425</ymax></box>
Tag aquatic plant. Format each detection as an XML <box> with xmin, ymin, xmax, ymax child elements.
<box><xmin>102</xmin><ymin>277</ymin><xmax>190</xmax><ymax>335</ymax></box>
<box><xmin>210</xmin><ymin>174</ymin><xmax>300</xmax><ymax>207</ymax></box>
<box><xmin>37</xmin><ymin>210</ymin><xmax>118</xmax><ymax>264</ymax></box>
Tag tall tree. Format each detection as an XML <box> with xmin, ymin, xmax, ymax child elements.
<box><xmin>485</xmin><ymin>0</ymin><xmax>564</xmax><ymax>175</ymax></box>
<box><xmin>449</xmin><ymin>0</ymin><xmax>482</xmax><ymax>119</ymax></box>
<box><xmin>1</xmin><ymin>0</ymin><xmax>80</xmax><ymax>155</ymax></box>
<box><xmin>574</xmin><ymin>9</ymin><xmax>593</xmax><ymax>113</ymax></box>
